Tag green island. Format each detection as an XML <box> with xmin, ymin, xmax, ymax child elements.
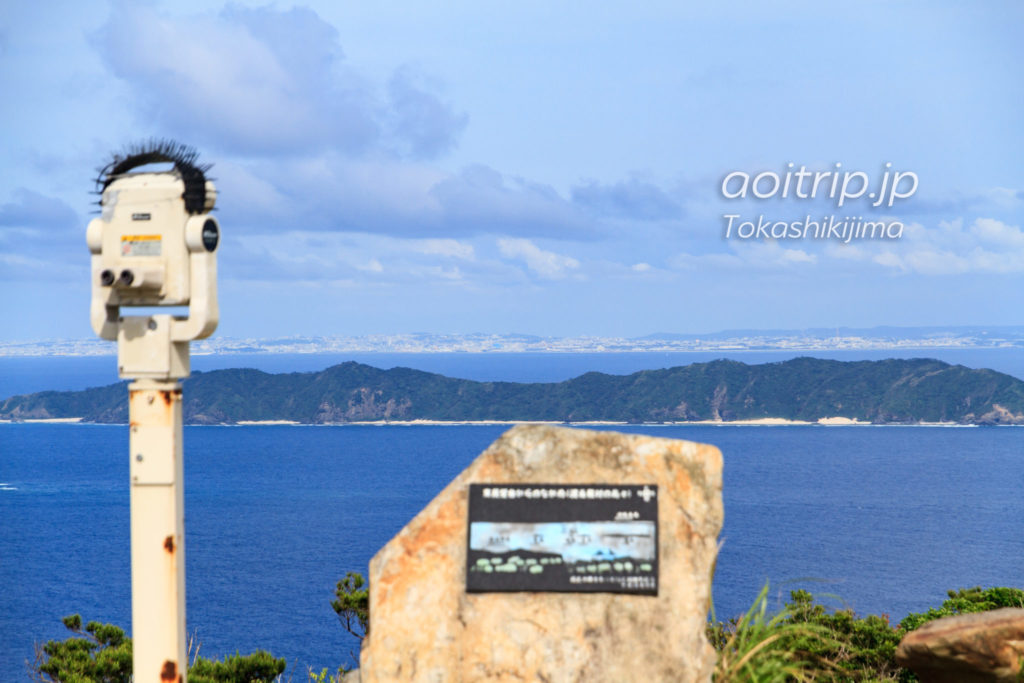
<box><xmin>4</xmin><ymin>357</ymin><xmax>1024</xmax><ymax>425</ymax></box>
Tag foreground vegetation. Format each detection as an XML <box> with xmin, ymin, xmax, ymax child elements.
<box><xmin>6</xmin><ymin>357</ymin><xmax>1024</xmax><ymax>424</ymax></box>
<box><xmin>709</xmin><ymin>585</ymin><xmax>1024</xmax><ymax>681</ymax></box>
<box><xmin>29</xmin><ymin>615</ymin><xmax>286</xmax><ymax>683</ymax></box>
<box><xmin>31</xmin><ymin>578</ymin><xmax>1022</xmax><ymax>682</ymax></box>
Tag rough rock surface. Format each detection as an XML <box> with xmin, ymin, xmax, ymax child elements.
<box><xmin>359</xmin><ymin>424</ymin><xmax>723</xmax><ymax>682</ymax></box>
<box><xmin>896</xmin><ymin>608</ymin><xmax>1024</xmax><ymax>682</ymax></box>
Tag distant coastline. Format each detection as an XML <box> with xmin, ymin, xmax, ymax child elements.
<box><xmin>4</xmin><ymin>357</ymin><xmax>1024</xmax><ymax>427</ymax></box>
<box><xmin>5</xmin><ymin>325</ymin><xmax>1024</xmax><ymax>357</ymax></box>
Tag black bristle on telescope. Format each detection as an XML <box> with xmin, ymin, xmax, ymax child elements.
<box><xmin>95</xmin><ymin>139</ymin><xmax>212</xmax><ymax>215</ymax></box>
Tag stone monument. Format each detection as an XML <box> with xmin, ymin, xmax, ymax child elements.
<box><xmin>359</xmin><ymin>424</ymin><xmax>723</xmax><ymax>682</ymax></box>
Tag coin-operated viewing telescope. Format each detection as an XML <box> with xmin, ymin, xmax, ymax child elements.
<box><xmin>87</xmin><ymin>141</ymin><xmax>218</xmax><ymax>683</ymax></box>
<box><xmin>87</xmin><ymin>141</ymin><xmax>219</xmax><ymax>379</ymax></box>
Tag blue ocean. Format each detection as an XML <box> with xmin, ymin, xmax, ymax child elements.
<box><xmin>2</xmin><ymin>351</ymin><xmax>1023</xmax><ymax>678</ymax></box>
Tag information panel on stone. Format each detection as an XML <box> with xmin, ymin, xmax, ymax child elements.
<box><xmin>466</xmin><ymin>484</ymin><xmax>658</xmax><ymax>595</ymax></box>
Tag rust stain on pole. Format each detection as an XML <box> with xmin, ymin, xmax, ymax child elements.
<box><xmin>164</xmin><ymin>535</ymin><xmax>175</xmax><ymax>554</ymax></box>
<box><xmin>160</xmin><ymin>660</ymin><xmax>177</xmax><ymax>680</ymax></box>
<box><xmin>131</xmin><ymin>387</ymin><xmax>178</xmax><ymax>427</ymax></box>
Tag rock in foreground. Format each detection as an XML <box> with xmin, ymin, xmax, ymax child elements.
<box><xmin>359</xmin><ymin>424</ymin><xmax>723</xmax><ymax>682</ymax></box>
<box><xmin>896</xmin><ymin>608</ymin><xmax>1024</xmax><ymax>682</ymax></box>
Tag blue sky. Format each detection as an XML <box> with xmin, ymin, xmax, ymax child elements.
<box><xmin>2</xmin><ymin>1</ymin><xmax>1023</xmax><ymax>341</ymax></box>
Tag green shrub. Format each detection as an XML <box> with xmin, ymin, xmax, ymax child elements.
<box><xmin>710</xmin><ymin>585</ymin><xmax>1024</xmax><ymax>683</ymax></box>
<box><xmin>708</xmin><ymin>583</ymin><xmax>836</xmax><ymax>681</ymax></box>
<box><xmin>31</xmin><ymin>615</ymin><xmax>285</xmax><ymax>683</ymax></box>
<box><xmin>188</xmin><ymin>650</ymin><xmax>286</xmax><ymax>683</ymax></box>
<box><xmin>898</xmin><ymin>586</ymin><xmax>1024</xmax><ymax>632</ymax></box>
<box><xmin>782</xmin><ymin>590</ymin><xmax>905</xmax><ymax>682</ymax></box>
<box><xmin>32</xmin><ymin>615</ymin><xmax>132</xmax><ymax>683</ymax></box>
<box><xmin>331</xmin><ymin>571</ymin><xmax>369</xmax><ymax>642</ymax></box>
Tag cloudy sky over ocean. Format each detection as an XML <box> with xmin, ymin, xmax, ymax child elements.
<box><xmin>2</xmin><ymin>2</ymin><xmax>1022</xmax><ymax>341</ymax></box>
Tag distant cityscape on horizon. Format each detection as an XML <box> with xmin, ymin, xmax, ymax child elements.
<box><xmin>4</xmin><ymin>326</ymin><xmax>1024</xmax><ymax>358</ymax></box>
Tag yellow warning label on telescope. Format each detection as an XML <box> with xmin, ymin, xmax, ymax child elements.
<box><xmin>121</xmin><ymin>234</ymin><xmax>162</xmax><ymax>257</ymax></box>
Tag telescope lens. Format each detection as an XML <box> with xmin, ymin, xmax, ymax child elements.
<box><xmin>100</xmin><ymin>269</ymin><xmax>115</xmax><ymax>286</ymax></box>
<box><xmin>118</xmin><ymin>269</ymin><xmax>135</xmax><ymax>286</ymax></box>
<box><xmin>202</xmin><ymin>219</ymin><xmax>219</xmax><ymax>251</ymax></box>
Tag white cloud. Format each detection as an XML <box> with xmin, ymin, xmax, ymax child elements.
<box><xmin>429</xmin><ymin>165</ymin><xmax>596</xmax><ymax>239</ymax></box>
<box><xmin>225</xmin><ymin>231</ymin><xmax>492</xmax><ymax>285</ymax></box>
<box><xmin>386</xmin><ymin>66</ymin><xmax>468</xmax><ymax>159</ymax></box>
<box><xmin>497</xmin><ymin>238</ymin><xmax>580</xmax><ymax>279</ymax></box>
<box><xmin>0</xmin><ymin>251</ymin><xmax>85</xmax><ymax>281</ymax></box>
<box><xmin>86</xmin><ymin>7</ymin><xmax>667</xmax><ymax>242</ymax></box>
<box><xmin>0</xmin><ymin>189</ymin><xmax>84</xmax><ymax>282</ymax></box>
<box><xmin>211</xmin><ymin>154</ymin><xmax>603</xmax><ymax>240</ymax></box>
<box><xmin>978</xmin><ymin>187</ymin><xmax>1024</xmax><ymax>209</ymax></box>
<box><xmin>414</xmin><ymin>239</ymin><xmax>475</xmax><ymax>260</ymax></box>
<box><xmin>971</xmin><ymin>217</ymin><xmax>1024</xmax><ymax>248</ymax></box>
<box><xmin>872</xmin><ymin>251</ymin><xmax>902</xmax><ymax>269</ymax></box>
<box><xmin>631</xmin><ymin>262</ymin><xmax>652</xmax><ymax>272</ymax></box>
<box><xmin>824</xmin><ymin>243</ymin><xmax>867</xmax><ymax>261</ymax></box>
<box><xmin>843</xmin><ymin>218</ymin><xmax>1024</xmax><ymax>274</ymax></box>
<box><xmin>0</xmin><ymin>189</ymin><xmax>78</xmax><ymax>231</ymax></box>
<box><xmin>93</xmin><ymin>4</ymin><xmax>465</xmax><ymax>159</ymax></box>
<box><xmin>571</xmin><ymin>177</ymin><xmax>682</xmax><ymax>221</ymax></box>
<box><xmin>775</xmin><ymin>246</ymin><xmax>816</xmax><ymax>264</ymax></box>
<box><xmin>671</xmin><ymin>216</ymin><xmax>1024</xmax><ymax>276</ymax></box>
<box><xmin>672</xmin><ymin>240</ymin><xmax>816</xmax><ymax>270</ymax></box>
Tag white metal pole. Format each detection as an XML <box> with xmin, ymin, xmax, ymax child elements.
<box><xmin>129</xmin><ymin>378</ymin><xmax>188</xmax><ymax>683</ymax></box>
<box><xmin>89</xmin><ymin>147</ymin><xmax>219</xmax><ymax>681</ymax></box>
